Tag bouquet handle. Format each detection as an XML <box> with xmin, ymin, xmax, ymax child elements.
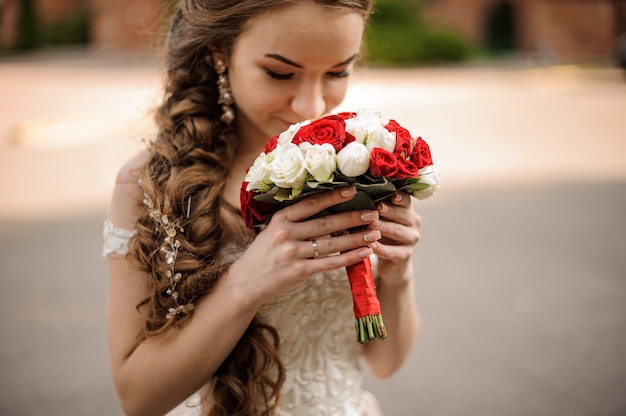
<box><xmin>346</xmin><ymin>257</ymin><xmax>387</xmax><ymax>343</ymax></box>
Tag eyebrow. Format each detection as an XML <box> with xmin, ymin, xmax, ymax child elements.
<box><xmin>264</xmin><ymin>53</ymin><xmax>359</xmax><ymax>69</ymax></box>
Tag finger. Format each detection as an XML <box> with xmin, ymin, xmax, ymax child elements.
<box><xmin>378</xmin><ymin>219</ymin><xmax>421</xmax><ymax>246</ymax></box>
<box><xmin>373</xmin><ymin>241</ymin><xmax>414</xmax><ymax>264</ymax></box>
<box><xmin>378</xmin><ymin>201</ymin><xmax>421</xmax><ymax>228</ymax></box>
<box><xmin>292</xmin><ymin>247</ymin><xmax>374</xmax><ymax>276</ymax></box>
<box><xmin>278</xmin><ymin>187</ymin><xmax>357</xmax><ymax>223</ymax></box>
<box><xmin>389</xmin><ymin>191</ymin><xmax>412</xmax><ymax>208</ymax></box>
<box><xmin>292</xmin><ymin>209</ymin><xmax>379</xmax><ymax>241</ymax></box>
<box><xmin>304</xmin><ymin>229</ymin><xmax>381</xmax><ymax>258</ymax></box>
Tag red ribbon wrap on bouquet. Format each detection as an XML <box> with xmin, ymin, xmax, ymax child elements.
<box><xmin>346</xmin><ymin>257</ymin><xmax>387</xmax><ymax>343</ymax></box>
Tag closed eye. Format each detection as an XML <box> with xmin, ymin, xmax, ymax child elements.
<box><xmin>327</xmin><ymin>70</ymin><xmax>350</xmax><ymax>79</ymax></box>
<box><xmin>264</xmin><ymin>68</ymin><xmax>294</xmax><ymax>81</ymax></box>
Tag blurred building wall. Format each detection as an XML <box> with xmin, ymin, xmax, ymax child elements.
<box><xmin>2</xmin><ymin>0</ymin><xmax>624</xmax><ymax>61</ymax></box>
<box><xmin>423</xmin><ymin>0</ymin><xmax>625</xmax><ymax>62</ymax></box>
<box><xmin>1</xmin><ymin>0</ymin><xmax>88</xmax><ymax>49</ymax></box>
<box><xmin>89</xmin><ymin>0</ymin><xmax>167</xmax><ymax>51</ymax></box>
<box><xmin>0</xmin><ymin>0</ymin><xmax>166</xmax><ymax>51</ymax></box>
<box><xmin>0</xmin><ymin>0</ymin><xmax>18</xmax><ymax>49</ymax></box>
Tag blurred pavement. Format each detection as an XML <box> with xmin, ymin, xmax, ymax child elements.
<box><xmin>1</xmin><ymin>50</ymin><xmax>625</xmax><ymax>415</ymax></box>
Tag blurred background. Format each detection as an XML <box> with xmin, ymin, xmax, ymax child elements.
<box><xmin>1</xmin><ymin>0</ymin><xmax>625</xmax><ymax>415</ymax></box>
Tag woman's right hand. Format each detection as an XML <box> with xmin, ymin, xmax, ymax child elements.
<box><xmin>229</xmin><ymin>186</ymin><xmax>381</xmax><ymax>305</ymax></box>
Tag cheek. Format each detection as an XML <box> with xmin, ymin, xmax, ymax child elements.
<box><xmin>231</xmin><ymin>74</ymin><xmax>279</xmax><ymax>116</ymax></box>
<box><xmin>232</xmin><ymin>69</ymin><xmax>284</xmax><ymax>107</ymax></box>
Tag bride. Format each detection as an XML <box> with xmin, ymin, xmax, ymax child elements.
<box><xmin>103</xmin><ymin>1</ymin><xmax>422</xmax><ymax>414</ymax></box>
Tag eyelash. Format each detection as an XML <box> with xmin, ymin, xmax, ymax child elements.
<box><xmin>264</xmin><ymin>68</ymin><xmax>293</xmax><ymax>81</ymax></box>
<box><xmin>330</xmin><ymin>70</ymin><xmax>350</xmax><ymax>79</ymax></box>
<box><xmin>264</xmin><ymin>68</ymin><xmax>351</xmax><ymax>81</ymax></box>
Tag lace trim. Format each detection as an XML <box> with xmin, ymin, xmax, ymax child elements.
<box><xmin>102</xmin><ymin>220</ymin><xmax>136</xmax><ymax>257</ymax></box>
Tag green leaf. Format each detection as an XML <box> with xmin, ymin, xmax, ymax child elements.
<box><xmin>399</xmin><ymin>182</ymin><xmax>431</xmax><ymax>193</ymax></box>
<box><xmin>326</xmin><ymin>190</ymin><xmax>377</xmax><ymax>213</ymax></box>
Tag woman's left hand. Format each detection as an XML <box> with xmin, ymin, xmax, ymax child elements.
<box><xmin>371</xmin><ymin>192</ymin><xmax>422</xmax><ymax>285</ymax></box>
<box><xmin>362</xmin><ymin>191</ymin><xmax>422</xmax><ymax>378</ymax></box>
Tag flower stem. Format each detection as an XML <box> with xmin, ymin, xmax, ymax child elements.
<box><xmin>346</xmin><ymin>257</ymin><xmax>387</xmax><ymax>343</ymax></box>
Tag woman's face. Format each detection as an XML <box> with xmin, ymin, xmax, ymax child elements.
<box><xmin>226</xmin><ymin>1</ymin><xmax>366</xmax><ymax>150</ymax></box>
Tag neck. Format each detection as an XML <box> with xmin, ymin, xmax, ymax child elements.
<box><xmin>233</xmin><ymin>114</ymin><xmax>271</xmax><ymax>160</ymax></box>
<box><xmin>223</xmin><ymin>144</ymin><xmax>261</xmax><ymax>211</ymax></box>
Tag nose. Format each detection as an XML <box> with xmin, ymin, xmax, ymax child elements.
<box><xmin>291</xmin><ymin>80</ymin><xmax>326</xmax><ymax>121</ymax></box>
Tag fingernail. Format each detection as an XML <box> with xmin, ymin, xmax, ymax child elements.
<box><xmin>393</xmin><ymin>193</ymin><xmax>403</xmax><ymax>202</ymax></box>
<box><xmin>379</xmin><ymin>203</ymin><xmax>389</xmax><ymax>213</ymax></box>
<box><xmin>358</xmin><ymin>248</ymin><xmax>372</xmax><ymax>258</ymax></box>
<box><xmin>341</xmin><ymin>187</ymin><xmax>357</xmax><ymax>197</ymax></box>
<box><xmin>360</xmin><ymin>211</ymin><xmax>378</xmax><ymax>222</ymax></box>
<box><xmin>364</xmin><ymin>231</ymin><xmax>380</xmax><ymax>242</ymax></box>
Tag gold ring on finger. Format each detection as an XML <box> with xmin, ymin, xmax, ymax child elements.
<box><xmin>311</xmin><ymin>240</ymin><xmax>320</xmax><ymax>258</ymax></box>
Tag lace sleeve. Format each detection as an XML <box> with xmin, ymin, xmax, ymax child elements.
<box><xmin>102</xmin><ymin>220</ymin><xmax>137</xmax><ymax>257</ymax></box>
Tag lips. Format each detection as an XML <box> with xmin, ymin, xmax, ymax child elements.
<box><xmin>277</xmin><ymin>118</ymin><xmax>296</xmax><ymax>128</ymax></box>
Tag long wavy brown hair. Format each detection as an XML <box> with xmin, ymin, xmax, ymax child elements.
<box><xmin>127</xmin><ymin>0</ymin><xmax>372</xmax><ymax>414</ymax></box>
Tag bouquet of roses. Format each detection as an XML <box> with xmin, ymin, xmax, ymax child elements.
<box><xmin>240</xmin><ymin>108</ymin><xmax>440</xmax><ymax>343</ymax></box>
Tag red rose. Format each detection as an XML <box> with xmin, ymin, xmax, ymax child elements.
<box><xmin>411</xmin><ymin>136</ymin><xmax>433</xmax><ymax>169</ymax></box>
<box><xmin>336</xmin><ymin>111</ymin><xmax>356</xmax><ymax>120</ymax></box>
<box><xmin>369</xmin><ymin>148</ymin><xmax>398</xmax><ymax>178</ymax></box>
<box><xmin>292</xmin><ymin>115</ymin><xmax>347</xmax><ymax>152</ymax></box>
<box><xmin>393</xmin><ymin>157</ymin><xmax>419</xmax><ymax>179</ymax></box>
<box><xmin>385</xmin><ymin>120</ymin><xmax>413</xmax><ymax>157</ymax></box>
<box><xmin>264</xmin><ymin>135</ymin><xmax>279</xmax><ymax>153</ymax></box>
<box><xmin>240</xmin><ymin>182</ymin><xmax>276</xmax><ymax>231</ymax></box>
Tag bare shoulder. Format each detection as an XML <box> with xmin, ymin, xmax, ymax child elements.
<box><xmin>108</xmin><ymin>151</ymin><xmax>151</xmax><ymax>228</ymax></box>
<box><xmin>116</xmin><ymin>150</ymin><xmax>151</xmax><ymax>185</ymax></box>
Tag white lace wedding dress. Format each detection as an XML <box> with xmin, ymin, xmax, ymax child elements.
<box><xmin>103</xmin><ymin>220</ymin><xmax>383</xmax><ymax>416</ymax></box>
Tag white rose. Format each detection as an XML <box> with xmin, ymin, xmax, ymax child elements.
<box><xmin>337</xmin><ymin>141</ymin><xmax>370</xmax><ymax>177</ymax></box>
<box><xmin>365</xmin><ymin>126</ymin><xmax>396</xmax><ymax>153</ymax></box>
<box><xmin>357</xmin><ymin>108</ymin><xmax>382</xmax><ymax>117</ymax></box>
<box><xmin>344</xmin><ymin>117</ymin><xmax>369</xmax><ymax>144</ymax></box>
<box><xmin>244</xmin><ymin>152</ymin><xmax>272</xmax><ymax>191</ymax></box>
<box><xmin>345</xmin><ymin>109</ymin><xmax>383</xmax><ymax>144</ymax></box>
<box><xmin>300</xmin><ymin>142</ymin><xmax>337</xmax><ymax>183</ymax></box>
<box><xmin>268</xmin><ymin>143</ymin><xmax>308</xmax><ymax>188</ymax></box>
<box><xmin>277</xmin><ymin>120</ymin><xmax>311</xmax><ymax>146</ymax></box>
<box><xmin>412</xmin><ymin>165</ymin><xmax>441</xmax><ymax>200</ymax></box>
